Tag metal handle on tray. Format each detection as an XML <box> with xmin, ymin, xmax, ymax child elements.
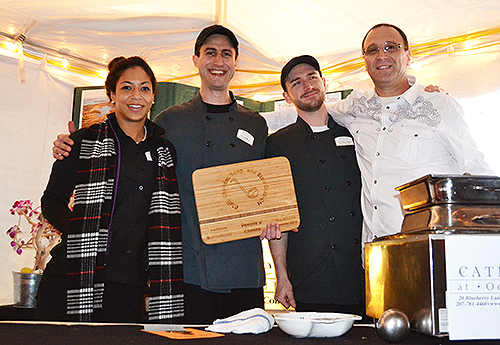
<box><xmin>472</xmin><ymin>214</ymin><xmax>500</xmax><ymax>225</ymax></box>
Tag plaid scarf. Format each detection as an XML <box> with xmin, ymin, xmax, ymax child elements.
<box><xmin>66</xmin><ymin>116</ymin><xmax>183</xmax><ymax>322</ymax></box>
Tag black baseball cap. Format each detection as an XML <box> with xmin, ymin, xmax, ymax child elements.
<box><xmin>281</xmin><ymin>55</ymin><xmax>322</xmax><ymax>91</ymax></box>
<box><xmin>194</xmin><ymin>25</ymin><xmax>239</xmax><ymax>57</ymax></box>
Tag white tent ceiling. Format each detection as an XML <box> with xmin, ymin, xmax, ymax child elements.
<box><xmin>2</xmin><ymin>0</ymin><xmax>500</xmax><ymax>100</ymax></box>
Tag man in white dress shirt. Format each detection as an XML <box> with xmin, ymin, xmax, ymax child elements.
<box><xmin>264</xmin><ymin>23</ymin><xmax>495</xmax><ymax>246</ymax></box>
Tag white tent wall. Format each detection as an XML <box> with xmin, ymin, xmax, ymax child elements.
<box><xmin>0</xmin><ymin>53</ymin><xmax>97</xmax><ymax>305</ymax></box>
<box><xmin>458</xmin><ymin>91</ymin><xmax>500</xmax><ymax>174</ymax></box>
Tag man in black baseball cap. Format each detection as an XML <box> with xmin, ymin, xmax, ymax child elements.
<box><xmin>280</xmin><ymin>54</ymin><xmax>322</xmax><ymax>91</ymax></box>
<box><xmin>279</xmin><ymin>55</ymin><xmax>326</xmax><ymax>113</ymax></box>
<box><xmin>154</xmin><ymin>24</ymin><xmax>269</xmax><ymax>324</ymax></box>
<box><xmin>266</xmin><ymin>54</ymin><xmax>366</xmax><ymax>317</ymax></box>
<box><xmin>194</xmin><ymin>24</ymin><xmax>239</xmax><ymax>58</ymax></box>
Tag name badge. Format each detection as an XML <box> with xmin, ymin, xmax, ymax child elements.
<box><xmin>145</xmin><ymin>151</ymin><xmax>153</xmax><ymax>161</ymax></box>
<box><xmin>236</xmin><ymin>129</ymin><xmax>254</xmax><ymax>146</ymax></box>
<box><xmin>334</xmin><ymin>136</ymin><xmax>354</xmax><ymax>146</ymax></box>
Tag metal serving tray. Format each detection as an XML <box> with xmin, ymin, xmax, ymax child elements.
<box><xmin>365</xmin><ymin>232</ymin><xmax>500</xmax><ymax>337</ymax></box>
<box><xmin>365</xmin><ymin>233</ymin><xmax>447</xmax><ymax>336</ymax></box>
<box><xmin>401</xmin><ymin>204</ymin><xmax>500</xmax><ymax>233</ymax></box>
<box><xmin>396</xmin><ymin>174</ymin><xmax>500</xmax><ymax>211</ymax></box>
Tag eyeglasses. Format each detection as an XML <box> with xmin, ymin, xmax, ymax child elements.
<box><xmin>363</xmin><ymin>42</ymin><xmax>405</xmax><ymax>56</ymax></box>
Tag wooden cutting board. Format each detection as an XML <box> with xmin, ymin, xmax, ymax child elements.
<box><xmin>192</xmin><ymin>156</ymin><xmax>300</xmax><ymax>244</ymax></box>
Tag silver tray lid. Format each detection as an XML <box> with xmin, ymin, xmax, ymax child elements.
<box><xmin>396</xmin><ymin>174</ymin><xmax>500</xmax><ymax>211</ymax></box>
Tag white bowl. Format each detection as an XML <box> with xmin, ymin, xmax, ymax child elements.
<box><xmin>274</xmin><ymin>312</ymin><xmax>362</xmax><ymax>338</ymax></box>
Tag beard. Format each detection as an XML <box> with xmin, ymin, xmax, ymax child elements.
<box><xmin>294</xmin><ymin>91</ymin><xmax>325</xmax><ymax>112</ymax></box>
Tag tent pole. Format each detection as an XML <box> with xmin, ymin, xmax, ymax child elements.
<box><xmin>215</xmin><ymin>0</ymin><xmax>228</xmax><ymax>26</ymax></box>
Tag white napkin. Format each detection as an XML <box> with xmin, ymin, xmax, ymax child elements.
<box><xmin>205</xmin><ymin>308</ymin><xmax>275</xmax><ymax>334</ymax></box>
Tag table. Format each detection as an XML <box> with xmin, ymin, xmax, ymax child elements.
<box><xmin>0</xmin><ymin>321</ymin><xmax>497</xmax><ymax>345</ymax></box>
<box><xmin>0</xmin><ymin>305</ymin><xmax>36</xmax><ymax>320</ymax></box>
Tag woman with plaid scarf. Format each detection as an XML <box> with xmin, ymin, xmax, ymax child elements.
<box><xmin>36</xmin><ymin>57</ymin><xmax>184</xmax><ymax>323</ymax></box>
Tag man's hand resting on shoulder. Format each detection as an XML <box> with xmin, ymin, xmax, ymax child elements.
<box><xmin>52</xmin><ymin>121</ymin><xmax>76</xmax><ymax>160</ymax></box>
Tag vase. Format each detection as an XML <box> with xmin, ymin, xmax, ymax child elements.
<box><xmin>12</xmin><ymin>271</ymin><xmax>42</xmax><ymax>308</ymax></box>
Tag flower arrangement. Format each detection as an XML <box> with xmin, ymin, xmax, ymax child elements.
<box><xmin>6</xmin><ymin>200</ymin><xmax>61</xmax><ymax>274</ymax></box>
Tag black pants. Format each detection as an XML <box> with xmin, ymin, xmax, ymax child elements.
<box><xmin>183</xmin><ymin>283</ymin><xmax>264</xmax><ymax>325</ymax></box>
<box><xmin>36</xmin><ymin>274</ymin><xmax>146</xmax><ymax>323</ymax></box>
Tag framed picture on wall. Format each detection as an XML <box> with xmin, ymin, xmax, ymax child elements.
<box><xmin>72</xmin><ymin>86</ymin><xmax>114</xmax><ymax>129</ymax></box>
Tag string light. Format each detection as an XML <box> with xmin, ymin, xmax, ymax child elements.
<box><xmin>61</xmin><ymin>58</ymin><xmax>70</xmax><ymax>70</ymax></box>
<box><xmin>97</xmin><ymin>69</ymin><xmax>108</xmax><ymax>79</ymax></box>
<box><xmin>464</xmin><ymin>40</ymin><xmax>474</xmax><ymax>51</ymax></box>
<box><xmin>6</xmin><ymin>40</ymin><xmax>17</xmax><ymax>53</ymax></box>
<box><xmin>1</xmin><ymin>24</ymin><xmax>499</xmax><ymax>96</ymax></box>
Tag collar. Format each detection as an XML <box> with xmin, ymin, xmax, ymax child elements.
<box><xmin>367</xmin><ymin>75</ymin><xmax>421</xmax><ymax>105</ymax></box>
<box><xmin>108</xmin><ymin>113</ymin><xmax>164</xmax><ymax>141</ymax></box>
<box><xmin>296</xmin><ymin>115</ymin><xmax>337</xmax><ymax>135</ymax></box>
<box><xmin>193</xmin><ymin>91</ymin><xmax>239</xmax><ymax>113</ymax></box>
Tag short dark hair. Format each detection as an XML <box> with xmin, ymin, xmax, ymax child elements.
<box><xmin>280</xmin><ymin>55</ymin><xmax>322</xmax><ymax>92</ymax></box>
<box><xmin>194</xmin><ymin>24</ymin><xmax>239</xmax><ymax>58</ymax></box>
<box><xmin>362</xmin><ymin>23</ymin><xmax>409</xmax><ymax>52</ymax></box>
<box><xmin>105</xmin><ymin>56</ymin><xmax>157</xmax><ymax>101</ymax></box>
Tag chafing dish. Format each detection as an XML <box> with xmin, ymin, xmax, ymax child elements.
<box><xmin>396</xmin><ymin>174</ymin><xmax>500</xmax><ymax>212</ymax></box>
<box><xmin>401</xmin><ymin>204</ymin><xmax>500</xmax><ymax>233</ymax></box>
<box><xmin>365</xmin><ymin>175</ymin><xmax>500</xmax><ymax>337</ymax></box>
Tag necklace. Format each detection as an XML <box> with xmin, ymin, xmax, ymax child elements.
<box><xmin>135</xmin><ymin>125</ymin><xmax>147</xmax><ymax>144</ymax></box>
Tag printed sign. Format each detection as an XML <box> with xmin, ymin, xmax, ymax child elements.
<box><xmin>445</xmin><ymin>234</ymin><xmax>500</xmax><ymax>340</ymax></box>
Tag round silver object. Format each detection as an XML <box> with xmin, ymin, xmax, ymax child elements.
<box><xmin>410</xmin><ymin>308</ymin><xmax>432</xmax><ymax>335</ymax></box>
<box><xmin>376</xmin><ymin>309</ymin><xmax>410</xmax><ymax>343</ymax></box>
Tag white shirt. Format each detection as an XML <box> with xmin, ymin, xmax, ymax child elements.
<box><xmin>262</xmin><ymin>78</ymin><xmax>495</xmax><ymax>245</ymax></box>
